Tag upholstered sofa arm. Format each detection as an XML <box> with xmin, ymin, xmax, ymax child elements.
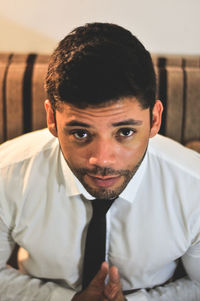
<box><xmin>185</xmin><ymin>140</ymin><xmax>200</xmax><ymax>153</ymax></box>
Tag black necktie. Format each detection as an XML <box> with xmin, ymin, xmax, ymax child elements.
<box><xmin>82</xmin><ymin>198</ymin><xmax>114</xmax><ymax>289</ymax></box>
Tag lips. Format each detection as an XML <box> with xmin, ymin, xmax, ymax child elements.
<box><xmin>86</xmin><ymin>174</ymin><xmax>121</xmax><ymax>188</ymax></box>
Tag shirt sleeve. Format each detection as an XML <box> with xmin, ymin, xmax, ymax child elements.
<box><xmin>126</xmin><ymin>277</ymin><xmax>200</xmax><ymax>301</ymax></box>
<box><xmin>0</xmin><ymin>216</ymin><xmax>76</xmax><ymax>301</ymax></box>
<box><xmin>126</xmin><ymin>250</ymin><xmax>200</xmax><ymax>301</ymax></box>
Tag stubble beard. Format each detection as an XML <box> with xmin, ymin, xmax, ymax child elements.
<box><xmin>66</xmin><ymin>157</ymin><xmax>145</xmax><ymax>200</ymax></box>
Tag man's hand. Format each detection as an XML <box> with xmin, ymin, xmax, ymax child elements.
<box><xmin>72</xmin><ymin>262</ymin><xmax>126</xmax><ymax>301</ymax></box>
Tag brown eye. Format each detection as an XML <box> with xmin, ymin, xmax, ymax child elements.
<box><xmin>118</xmin><ymin>128</ymin><xmax>135</xmax><ymax>137</ymax></box>
<box><xmin>73</xmin><ymin>130</ymin><xmax>88</xmax><ymax>139</ymax></box>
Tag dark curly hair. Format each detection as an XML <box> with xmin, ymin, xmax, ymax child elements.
<box><xmin>45</xmin><ymin>22</ymin><xmax>156</xmax><ymax>111</ymax></box>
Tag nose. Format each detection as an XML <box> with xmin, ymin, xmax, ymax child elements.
<box><xmin>89</xmin><ymin>140</ymin><xmax>116</xmax><ymax>167</ymax></box>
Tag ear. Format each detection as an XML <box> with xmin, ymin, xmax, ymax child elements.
<box><xmin>149</xmin><ymin>100</ymin><xmax>163</xmax><ymax>138</ymax></box>
<box><xmin>44</xmin><ymin>100</ymin><xmax>58</xmax><ymax>137</ymax></box>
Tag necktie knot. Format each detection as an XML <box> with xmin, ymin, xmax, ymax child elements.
<box><xmin>91</xmin><ymin>198</ymin><xmax>114</xmax><ymax>218</ymax></box>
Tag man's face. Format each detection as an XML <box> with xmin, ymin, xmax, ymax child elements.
<box><xmin>45</xmin><ymin>97</ymin><xmax>162</xmax><ymax>199</ymax></box>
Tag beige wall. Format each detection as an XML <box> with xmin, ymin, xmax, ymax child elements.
<box><xmin>0</xmin><ymin>0</ymin><xmax>199</xmax><ymax>54</ymax></box>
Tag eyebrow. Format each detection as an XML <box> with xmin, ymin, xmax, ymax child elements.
<box><xmin>65</xmin><ymin>119</ymin><xmax>143</xmax><ymax>128</ymax></box>
<box><xmin>65</xmin><ymin>121</ymin><xmax>91</xmax><ymax>128</ymax></box>
<box><xmin>112</xmin><ymin>119</ymin><xmax>143</xmax><ymax>126</ymax></box>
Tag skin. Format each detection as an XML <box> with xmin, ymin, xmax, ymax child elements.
<box><xmin>45</xmin><ymin>96</ymin><xmax>163</xmax><ymax>300</ymax></box>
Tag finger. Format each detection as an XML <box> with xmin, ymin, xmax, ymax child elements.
<box><xmin>101</xmin><ymin>261</ymin><xmax>109</xmax><ymax>275</ymax></box>
<box><xmin>109</xmin><ymin>266</ymin><xmax>120</xmax><ymax>284</ymax></box>
<box><xmin>90</xmin><ymin>261</ymin><xmax>109</xmax><ymax>288</ymax></box>
<box><xmin>104</xmin><ymin>266</ymin><xmax>121</xmax><ymax>299</ymax></box>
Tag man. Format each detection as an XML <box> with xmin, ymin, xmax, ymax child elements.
<box><xmin>0</xmin><ymin>23</ymin><xmax>200</xmax><ymax>301</ymax></box>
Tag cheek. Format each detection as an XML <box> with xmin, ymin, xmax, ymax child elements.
<box><xmin>120</xmin><ymin>139</ymin><xmax>148</xmax><ymax>167</ymax></box>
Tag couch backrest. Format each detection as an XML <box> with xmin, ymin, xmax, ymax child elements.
<box><xmin>0</xmin><ymin>53</ymin><xmax>49</xmax><ymax>143</ymax></box>
<box><xmin>0</xmin><ymin>53</ymin><xmax>200</xmax><ymax>146</ymax></box>
<box><xmin>152</xmin><ymin>55</ymin><xmax>200</xmax><ymax>145</ymax></box>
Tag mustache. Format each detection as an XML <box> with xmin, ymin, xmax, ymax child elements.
<box><xmin>76</xmin><ymin>166</ymin><xmax>132</xmax><ymax>177</ymax></box>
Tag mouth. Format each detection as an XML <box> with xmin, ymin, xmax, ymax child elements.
<box><xmin>86</xmin><ymin>174</ymin><xmax>121</xmax><ymax>188</ymax></box>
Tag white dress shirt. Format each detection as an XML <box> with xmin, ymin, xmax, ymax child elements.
<box><xmin>0</xmin><ymin>129</ymin><xmax>200</xmax><ymax>301</ymax></box>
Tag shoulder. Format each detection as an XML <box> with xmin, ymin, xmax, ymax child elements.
<box><xmin>0</xmin><ymin>129</ymin><xmax>58</xmax><ymax>169</ymax></box>
<box><xmin>0</xmin><ymin>129</ymin><xmax>60</xmax><ymax>228</ymax></box>
<box><xmin>148</xmin><ymin>134</ymin><xmax>200</xmax><ymax>180</ymax></box>
<box><xmin>147</xmin><ymin>135</ymin><xmax>200</xmax><ymax>233</ymax></box>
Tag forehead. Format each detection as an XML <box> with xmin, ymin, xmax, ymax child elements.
<box><xmin>57</xmin><ymin>97</ymin><xmax>149</xmax><ymax>122</ymax></box>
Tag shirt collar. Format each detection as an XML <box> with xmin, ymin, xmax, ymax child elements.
<box><xmin>59</xmin><ymin>147</ymin><xmax>148</xmax><ymax>203</ymax></box>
